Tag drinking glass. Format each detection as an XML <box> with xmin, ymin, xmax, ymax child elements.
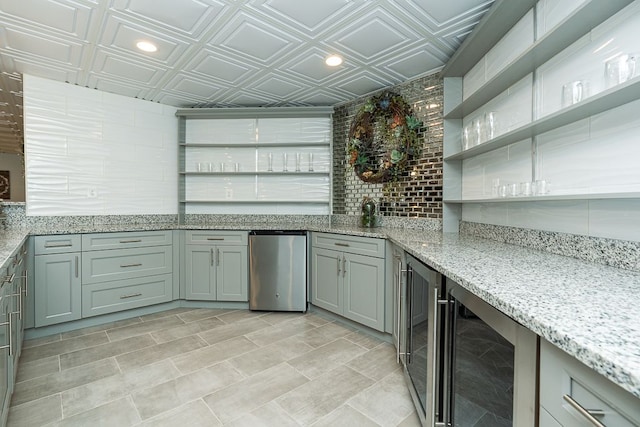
<box><xmin>295</xmin><ymin>153</ymin><xmax>301</xmax><ymax>172</ymax></box>
<box><xmin>267</xmin><ymin>153</ymin><xmax>273</xmax><ymax>172</ymax></box>
<box><xmin>283</xmin><ymin>153</ymin><xmax>288</xmax><ymax>172</ymax></box>
<box><xmin>562</xmin><ymin>80</ymin><xmax>587</xmax><ymax>108</ymax></box>
<box><xmin>308</xmin><ymin>153</ymin><xmax>314</xmax><ymax>172</ymax></box>
<box><xmin>605</xmin><ymin>54</ymin><xmax>637</xmax><ymax>88</ymax></box>
<box><xmin>484</xmin><ymin>112</ymin><xmax>497</xmax><ymax>141</ymax></box>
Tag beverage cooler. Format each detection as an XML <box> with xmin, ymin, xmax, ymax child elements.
<box><xmin>399</xmin><ymin>254</ymin><xmax>538</xmax><ymax>427</ymax></box>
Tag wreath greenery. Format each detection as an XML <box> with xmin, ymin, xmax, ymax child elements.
<box><xmin>347</xmin><ymin>92</ymin><xmax>423</xmax><ymax>183</ymax></box>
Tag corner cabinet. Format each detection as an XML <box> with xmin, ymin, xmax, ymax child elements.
<box><xmin>310</xmin><ymin>232</ymin><xmax>385</xmax><ymax>331</ymax></box>
<box><xmin>176</xmin><ymin>107</ymin><xmax>333</xmax><ymax>219</ymax></box>
<box><xmin>184</xmin><ymin>231</ymin><xmax>248</xmax><ymax>302</ymax></box>
<box><xmin>442</xmin><ymin>0</ymin><xmax>639</xmax><ymax>232</ymax></box>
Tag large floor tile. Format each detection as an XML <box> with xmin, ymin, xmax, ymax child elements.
<box><xmin>197</xmin><ymin>317</ymin><xmax>271</xmax><ymax>346</ymax></box>
<box><xmin>346</xmin><ymin>342</ymin><xmax>400</xmax><ymax>381</ymax></box>
<box><xmin>116</xmin><ymin>334</ymin><xmax>207</xmax><ymax>372</ymax></box>
<box><xmin>49</xmin><ymin>396</ymin><xmax>140</xmax><ymax>427</ymax></box>
<box><xmin>60</xmin><ymin>334</ymin><xmax>156</xmax><ymax>370</ymax></box>
<box><xmin>311</xmin><ymin>404</ymin><xmax>379</xmax><ymax>427</ymax></box>
<box><xmin>20</xmin><ymin>332</ymin><xmax>109</xmax><ymax>363</ymax></box>
<box><xmin>225</xmin><ymin>402</ymin><xmax>301</xmax><ymax>427</ymax></box>
<box><xmin>106</xmin><ymin>315</ymin><xmax>185</xmax><ymax>341</ymax></box>
<box><xmin>276</xmin><ymin>365</ymin><xmax>374</xmax><ymax>425</ymax></box>
<box><xmin>171</xmin><ymin>336</ymin><xmax>257</xmax><ymax>374</ymax></box>
<box><xmin>131</xmin><ymin>360</ymin><xmax>244</xmax><ymax>420</ymax></box>
<box><xmin>287</xmin><ymin>338</ymin><xmax>367</xmax><ymax>379</ymax></box>
<box><xmin>348</xmin><ymin>369</ymin><xmax>418</xmax><ymax>427</ymax></box>
<box><xmin>229</xmin><ymin>335</ymin><xmax>314</xmax><ymax>377</ymax></box>
<box><xmin>9</xmin><ymin>308</ymin><xmax>418</xmax><ymax>426</ymax></box>
<box><xmin>15</xmin><ymin>355</ymin><xmax>60</xmax><ymax>383</ymax></box>
<box><xmin>203</xmin><ymin>362</ymin><xmax>308</xmax><ymax>424</ymax></box>
<box><xmin>7</xmin><ymin>395</ymin><xmax>63</xmax><ymax>427</ymax></box>
<box><xmin>151</xmin><ymin>316</ymin><xmax>224</xmax><ymax>344</ymax></box>
<box><xmin>21</xmin><ymin>334</ymin><xmax>61</xmax><ymax>350</ymax></box>
<box><xmin>10</xmin><ymin>358</ymin><xmax>120</xmax><ymax>407</ymax></box>
<box><xmin>244</xmin><ymin>319</ymin><xmax>316</xmax><ymax>347</ymax></box>
<box><xmin>61</xmin><ymin>359</ymin><xmax>181</xmax><ymax>417</ymax></box>
<box><xmin>136</xmin><ymin>399</ymin><xmax>222</xmax><ymax>427</ymax></box>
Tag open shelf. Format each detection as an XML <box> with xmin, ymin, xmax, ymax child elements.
<box><xmin>445</xmin><ymin>192</ymin><xmax>640</xmax><ymax>204</ymax></box>
<box><xmin>180</xmin><ymin>171</ymin><xmax>327</xmax><ymax>176</ymax></box>
<box><xmin>445</xmin><ymin>77</ymin><xmax>640</xmax><ymax>161</ymax></box>
<box><xmin>180</xmin><ymin>142</ymin><xmax>329</xmax><ymax>148</ymax></box>
<box><xmin>443</xmin><ymin>0</ymin><xmax>633</xmax><ymax>118</ymax></box>
<box><xmin>181</xmin><ymin>199</ymin><xmax>328</xmax><ymax>204</ymax></box>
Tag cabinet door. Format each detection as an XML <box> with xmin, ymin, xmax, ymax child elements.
<box><xmin>216</xmin><ymin>245</ymin><xmax>248</xmax><ymax>302</ymax></box>
<box><xmin>311</xmin><ymin>247</ymin><xmax>341</xmax><ymax>314</ymax></box>
<box><xmin>185</xmin><ymin>245</ymin><xmax>216</xmax><ymax>300</ymax></box>
<box><xmin>34</xmin><ymin>253</ymin><xmax>81</xmax><ymax>327</ymax></box>
<box><xmin>343</xmin><ymin>252</ymin><xmax>385</xmax><ymax>331</ymax></box>
<box><xmin>0</xmin><ymin>287</ymin><xmax>10</xmax><ymax>426</ymax></box>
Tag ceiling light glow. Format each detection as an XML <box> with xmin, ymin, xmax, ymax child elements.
<box><xmin>325</xmin><ymin>55</ymin><xmax>343</xmax><ymax>67</ymax></box>
<box><xmin>136</xmin><ymin>41</ymin><xmax>157</xmax><ymax>53</ymax></box>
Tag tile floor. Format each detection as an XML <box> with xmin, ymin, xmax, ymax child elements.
<box><xmin>8</xmin><ymin>308</ymin><xmax>421</xmax><ymax>426</ymax></box>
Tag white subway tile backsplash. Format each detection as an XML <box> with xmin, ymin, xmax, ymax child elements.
<box><xmin>589</xmin><ymin>199</ymin><xmax>640</xmax><ymax>242</ymax></box>
<box><xmin>507</xmin><ymin>200</ymin><xmax>589</xmax><ymax>235</ymax></box>
<box><xmin>535</xmin><ymin>0</ymin><xmax>588</xmax><ymax>39</ymax></box>
<box><xmin>485</xmin><ymin>9</ymin><xmax>534</xmax><ymax>81</ymax></box>
<box><xmin>462</xmin><ymin>57</ymin><xmax>485</xmax><ymax>100</ymax></box>
<box><xmin>24</xmin><ymin>74</ymin><xmax>178</xmax><ymax>216</ymax></box>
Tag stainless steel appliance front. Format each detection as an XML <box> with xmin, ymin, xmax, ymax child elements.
<box><xmin>399</xmin><ymin>254</ymin><xmax>537</xmax><ymax>427</ymax></box>
<box><xmin>249</xmin><ymin>230</ymin><xmax>307</xmax><ymax>312</ymax></box>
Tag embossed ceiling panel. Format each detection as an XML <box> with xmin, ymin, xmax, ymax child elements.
<box><xmin>0</xmin><ymin>0</ymin><xmax>495</xmax><ymax>152</ymax></box>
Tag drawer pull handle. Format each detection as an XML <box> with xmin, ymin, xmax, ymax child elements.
<box><xmin>334</xmin><ymin>242</ymin><xmax>349</xmax><ymax>247</ymax></box>
<box><xmin>120</xmin><ymin>293</ymin><xmax>142</xmax><ymax>299</ymax></box>
<box><xmin>206</xmin><ymin>238</ymin><xmax>225</xmax><ymax>241</ymax></box>
<box><xmin>44</xmin><ymin>243</ymin><xmax>73</xmax><ymax>248</ymax></box>
<box><xmin>120</xmin><ymin>263</ymin><xmax>143</xmax><ymax>268</ymax></box>
<box><xmin>119</xmin><ymin>239</ymin><xmax>142</xmax><ymax>243</ymax></box>
<box><xmin>562</xmin><ymin>394</ymin><xmax>606</xmax><ymax>427</ymax></box>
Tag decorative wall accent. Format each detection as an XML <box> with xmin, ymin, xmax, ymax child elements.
<box><xmin>333</xmin><ymin>73</ymin><xmax>443</xmax><ymax>220</ymax></box>
<box><xmin>347</xmin><ymin>92</ymin><xmax>422</xmax><ymax>184</ymax></box>
<box><xmin>0</xmin><ymin>171</ymin><xmax>10</xmax><ymax>199</ymax></box>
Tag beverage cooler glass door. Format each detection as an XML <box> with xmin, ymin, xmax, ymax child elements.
<box><xmin>403</xmin><ymin>254</ymin><xmax>444</xmax><ymax>426</ymax></box>
<box><xmin>447</xmin><ymin>283</ymin><xmax>537</xmax><ymax>427</ymax></box>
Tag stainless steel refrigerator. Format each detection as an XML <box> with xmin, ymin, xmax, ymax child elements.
<box><xmin>248</xmin><ymin>230</ymin><xmax>307</xmax><ymax>312</ymax></box>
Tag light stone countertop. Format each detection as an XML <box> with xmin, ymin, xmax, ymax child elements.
<box><xmin>1</xmin><ymin>223</ymin><xmax>639</xmax><ymax>399</ymax></box>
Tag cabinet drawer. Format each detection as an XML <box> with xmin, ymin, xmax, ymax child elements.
<box><xmin>186</xmin><ymin>230</ymin><xmax>248</xmax><ymax>245</ymax></box>
<box><xmin>311</xmin><ymin>232</ymin><xmax>385</xmax><ymax>258</ymax></box>
<box><xmin>34</xmin><ymin>235</ymin><xmax>81</xmax><ymax>255</ymax></box>
<box><xmin>82</xmin><ymin>246</ymin><xmax>172</xmax><ymax>284</ymax></box>
<box><xmin>539</xmin><ymin>339</ymin><xmax>640</xmax><ymax>426</ymax></box>
<box><xmin>82</xmin><ymin>274</ymin><xmax>172</xmax><ymax>317</ymax></box>
<box><xmin>82</xmin><ymin>230</ymin><xmax>172</xmax><ymax>251</ymax></box>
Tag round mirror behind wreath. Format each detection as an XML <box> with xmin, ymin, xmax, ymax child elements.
<box><xmin>347</xmin><ymin>92</ymin><xmax>423</xmax><ymax>183</ymax></box>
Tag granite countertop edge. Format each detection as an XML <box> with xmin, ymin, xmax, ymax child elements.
<box><xmin>1</xmin><ymin>222</ymin><xmax>639</xmax><ymax>399</ymax></box>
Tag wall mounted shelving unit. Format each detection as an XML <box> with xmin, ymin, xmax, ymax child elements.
<box><xmin>176</xmin><ymin>107</ymin><xmax>333</xmax><ymax>222</ymax></box>
<box><xmin>442</xmin><ymin>0</ymin><xmax>637</xmax><ymax>232</ymax></box>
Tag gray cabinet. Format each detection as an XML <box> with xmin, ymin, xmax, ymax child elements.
<box><xmin>0</xmin><ymin>280</ymin><xmax>10</xmax><ymax>426</ymax></box>
<box><xmin>81</xmin><ymin>231</ymin><xmax>173</xmax><ymax>318</ymax></box>
<box><xmin>184</xmin><ymin>231</ymin><xmax>248</xmax><ymax>302</ymax></box>
<box><xmin>34</xmin><ymin>235</ymin><xmax>81</xmax><ymax>327</ymax></box>
<box><xmin>539</xmin><ymin>339</ymin><xmax>640</xmax><ymax>426</ymax></box>
<box><xmin>311</xmin><ymin>233</ymin><xmax>385</xmax><ymax>331</ymax></box>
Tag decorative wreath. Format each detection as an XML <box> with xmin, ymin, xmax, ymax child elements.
<box><xmin>347</xmin><ymin>92</ymin><xmax>423</xmax><ymax>183</ymax></box>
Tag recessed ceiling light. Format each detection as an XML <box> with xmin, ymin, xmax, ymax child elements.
<box><xmin>325</xmin><ymin>55</ymin><xmax>343</xmax><ymax>67</ymax></box>
<box><xmin>136</xmin><ymin>41</ymin><xmax>157</xmax><ymax>53</ymax></box>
